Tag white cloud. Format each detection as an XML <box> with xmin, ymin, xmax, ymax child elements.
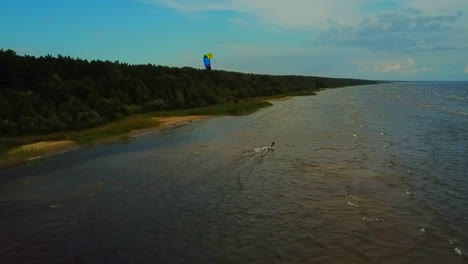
<box><xmin>140</xmin><ymin>0</ymin><xmax>466</xmax><ymax>80</ymax></box>
<box><xmin>382</xmin><ymin>63</ymin><xmax>403</xmax><ymax>72</ymax></box>
<box><xmin>404</xmin><ymin>0</ymin><xmax>466</xmax><ymax>15</ymax></box>
<box><xmin>420</xmin><ymin>67</ymin><xmax>433</xmax><ymax>72</ymax></box>
<box><xmin>318</xmin><ymin>9</ymin><xmax>465</xmax><ymax>53</ymax></box>
<box><xmin>143</xmin><ymin>0</ymin><xmax>467</xmax><ymax>30</ymax></box>
<box><xmin>378</xmin><ymin>58</ymin><xmax>417</xmax><ymax>72</ymax></box>
<box><xmin>228</xmin><ymin>0</ymin><xmax>367</xmax><ymax>29</ymax></box>
<box><xmin>357</xmin><ymin>58</ymin><xmax>433</xmax><ymax>73</ymax></box>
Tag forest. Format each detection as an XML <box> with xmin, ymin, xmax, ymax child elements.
<box><xmin>0</xmin><ymin>49</ymin><xmax>377</xmax><ymax>136</ymax></box>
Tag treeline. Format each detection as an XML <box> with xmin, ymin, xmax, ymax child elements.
<box><xmin>0</xmin><ymin>49</ymin><xmax>376</xmax><ymax>136</ymax></box>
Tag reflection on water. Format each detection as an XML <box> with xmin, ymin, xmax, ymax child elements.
<box><xmin>1</xmin><ymin>82</ymin><xmax>467</xmax><ymax>263</ymax></box>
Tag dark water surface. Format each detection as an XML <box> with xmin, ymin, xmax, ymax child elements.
<box><xmin>1</xmin><ymin>82</ymin><xmax>467</xmax><ymax>263</ymax></box>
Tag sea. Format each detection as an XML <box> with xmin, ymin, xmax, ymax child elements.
<box><xmin>0</xmin><ymin>82</ymin><xmax>467</xmax><ymax>263</ymax></box>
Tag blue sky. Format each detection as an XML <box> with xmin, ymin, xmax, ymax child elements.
<box><xmin>1</xmin><ymin>0</ymin><xmax>467</xmax><ymax>81</ymax></box>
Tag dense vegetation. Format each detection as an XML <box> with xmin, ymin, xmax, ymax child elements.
<box><xmin>0</xmin><ymin>49</ymin><xmax>376</xmax><ymax>136</ymax></box>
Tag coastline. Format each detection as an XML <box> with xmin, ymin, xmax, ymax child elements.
<box><xmin>267</xmin><ymin>96</ymin><xmax>291</xmax><ymax>101</ymax></box>
<box><xmin>0</xmin><ymin>95</ymin><xmax>292</xmax><ymax>169</ymax></box>
<box><xmin>0</xmin><ymin>140</ymin><xmax>78</xmax><ymax>168</ymax></box>
<box><xmin>152</xmin><ymin>115</ymin><xmax>209</xmax><ymax>128</ymax></box>
<box><xmin>0</xmin><ymin>115</ymin><xmax>209</xmax><ymax>169</ymax></box>
<box><xmin>130</xmin><ymin>115</ymin><xmax>210</xmax><ymax>137</ymax></box>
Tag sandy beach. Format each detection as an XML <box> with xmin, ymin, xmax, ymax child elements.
<box><xmin>152</xmin><ymin>115</ymin><xmax>208</xmax><ymax>128</ymax></box>
<box><xmin>1</xmin><ymin>116</ymin><xmax>208</xmax><ymax>168</ymax></box>
<box><xmin>8</xmin><ymin>140</ymin><xmax>77</xmax><ymax>155</ymax></box>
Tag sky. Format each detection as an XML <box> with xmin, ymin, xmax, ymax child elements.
<box><xmin>1</xmin><ymin>0</ymin><xmax>467</xmax><ymax>81</ymax></box>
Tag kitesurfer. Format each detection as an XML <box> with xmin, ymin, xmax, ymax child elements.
<box><xmin>270</xmin><ymin>140</ymin><xmax>276</xmax><ymax>149</ymax></box>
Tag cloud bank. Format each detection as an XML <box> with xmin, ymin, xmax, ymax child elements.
<box><xmin>144</xmin><ymin>0</ymin><xmax>466</xmax><ymax>29</ymax></box>
<box><xmin>140</xmin><ymin>0</ymin><xmax>468</xmax><ymax>80</ymax></box>
<box><xmin>318</xmin><ymin>9</ymin><xmax>464</xmax><ymax>52</ymax></box>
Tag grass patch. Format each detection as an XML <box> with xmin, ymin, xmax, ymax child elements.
<box><xmin>285</xmin><ymin>90</ymin><xmax>318</xmax><ymax>96</ymax></box>
<box><xmin>153</xmin><ymin>100</ymin><xmax>272</xmax><ymax>117</ymax></box>
<box><xmin>67</xmin><ymin>114</ymin><xmax>158</xmax><ymax>144</ymax></box>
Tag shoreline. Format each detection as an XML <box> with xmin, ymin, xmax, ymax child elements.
<box><xmin>1</xmin><ymin>140</ymin><xmax>79</xmax><ymax>168</ymax></box>
<box><xmin>130</xmin><ymin>115</ymin><xmax>210</xmax><ymax>137</ymax></box>
<box><xmin>0</xmin><ymin>115</ymin><xmax>210</xmax><ymax>169</ymax></box>
<box><xmin>0</xmin><ymin>95</ymin><xmax>293</xmax><ymax>169</ymax></box>
<box><xmin>152</xmin><ymin>115</ymin><xmax>209</xmax><ymax>128</ymax></box>
<box><xmin>267</xmin><ymin>96</ymin><xmax>292</xmax><ymax>101</ymax></box>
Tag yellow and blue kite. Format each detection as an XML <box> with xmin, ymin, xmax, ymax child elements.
<box><xmin>203</xmin><ymin>53</ymin><xmax>213</xmax><ymax>70</ymax></box>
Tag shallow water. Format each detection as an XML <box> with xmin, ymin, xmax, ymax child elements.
<box><xmin>1</xmin><ymin>82</ymin><xmax>467</xmax><ymax>263</ymax></box>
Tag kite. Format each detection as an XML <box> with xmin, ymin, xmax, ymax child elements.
<box><xmin>203</xmin><ymin>53</ymin><xmax>213</xmax><ymax>70</ymax></box>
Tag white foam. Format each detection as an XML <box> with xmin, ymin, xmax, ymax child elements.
<box><xmin>26</xmin><ymin>156</ymin><xmax>42</xmax><ymax>161</ymax></box>
<box><xmin>362</xmin><ymin>216</ymin><xmax>386</xmax><ymax>222</ymax></box>
<box><xmin>347</xmin><ymin>201</ymin><xmax>361</xmax><ymax>208</ymax></box>
<box><xmin>253</xmin><ymin>146</ymin><xmax>270</xmax><ymax>153</ymax></box>
<box><xmin>347</xmin><ymin>194</ymin><xmax>362</xmax><ymax>202</ymax></box>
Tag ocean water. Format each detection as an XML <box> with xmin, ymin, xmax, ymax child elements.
<box><xmin>0</xmin><ymin>82</ymin><xmax>467</xmax><ymax>263</ymax></box>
